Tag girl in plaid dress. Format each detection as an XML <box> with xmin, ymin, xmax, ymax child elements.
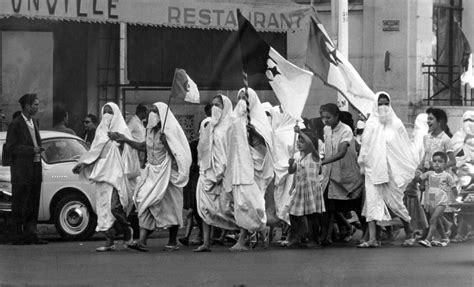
<box><xmin>287</xmin><ymin>128</ymin><xmax>325</xmax><ymax>248</ymax></box>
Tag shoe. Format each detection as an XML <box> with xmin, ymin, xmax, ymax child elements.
<box><xmin>178</xmin><ymin>237</ymin><xmax>189</xmax><ymax>246</ymax></box>
<box><xmin>431</xmin><ymin>240</ymin><xmax>442</xmax><ymax>247</ymax></box>
<box><xmin>127</xmin><ymin>241</ymin><xmax>148</xmax><ymax>252</ymax></box>
<box><xmin>439</xmin><ymin>239</ymin><xmax>449</xmax><ymax>247</ymax></box>
<box><xmin>451</xmin><ymin>235</ymin><xmax>467</xmax><ymax>243</ymax></box>
<box><xmin>418</xmin><ymin>239</ymin><xmax>432</xmax><ymax>248</ymax></box>
<box><xmin>229</xmin><ymin>245</ymin><xmax>249</xmax><ymax>252</ymax></box>
<box><xmin>96</xmin><ymin>244</ymin><xmax>116</xmax><ymax>252</ymax></box>
<box><xmin>401</xmin><ymin>238</ymin><xmax>416</xmax><ymax>247</ymax></box>
<box><xmin>357</xmin><ymin>241</ymin><xmax>379</xmax><ymax>248</ymax></box>
<box><xmin>163</xmin><ymin>245</ymin><xmax>180</xmax><ymax>252</ymax></box>
<box><xmin>193</xmin><ymin>245</ymin><xmax>211</xmax><ymax>252</ymax></box>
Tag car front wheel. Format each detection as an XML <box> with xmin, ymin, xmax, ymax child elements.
<box><xmin>54</xmin><ymin>194</ymin><xmax>96</xmax><ymax>240</ymax></box>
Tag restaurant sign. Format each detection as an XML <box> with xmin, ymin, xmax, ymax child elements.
<box><xmin>1</xmin><ymin>0</ymin><xmax>310</xmax><ymax>32</ymax></box>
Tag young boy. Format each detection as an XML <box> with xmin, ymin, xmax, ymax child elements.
<box><xmin>416</xmin><ymin>151</ymin><xmax>454</xmax><ymax>247</ymax></box>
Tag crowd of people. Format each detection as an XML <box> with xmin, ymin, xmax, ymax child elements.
<box><xmin>4</xmin><ymin>90</ymin><xmax>473</xmax><ymax>251</ymax></box>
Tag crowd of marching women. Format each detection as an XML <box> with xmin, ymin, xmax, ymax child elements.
<box><xmin>72</xmin><ymin>88</ymin><xmax>473</xmax><ymax>252</ymax></box>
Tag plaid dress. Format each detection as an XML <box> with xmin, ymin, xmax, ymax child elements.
<box><xmin>289</xmin><ymin>154</ymin><xmax>325</xmax><ymax>216</ymax></box>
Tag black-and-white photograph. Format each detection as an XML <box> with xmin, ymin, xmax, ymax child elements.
<box><xmin>0</xmin><ymin>0</ymin><xmax>473</xmax><ymax>286</ymax></box>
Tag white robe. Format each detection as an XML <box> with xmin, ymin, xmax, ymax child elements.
<box><xmin>78</xmin><ymin>102</ymin><xmax>140</xmax><ymax>231</ymax></box>
<box><xmin>196</xmin><ymin>96</ymin><xmax>239</xmax><ymax>230</ymax></box>
<box><xmin>224</xmin><ymin>88</ymin><xmax>274</xmax><ymax>232</ymax></box>
<box><xmin>359</xmin><ymin>93</ymin><xmax>416</xmax><ymax>222</ymax></box>
<box><xmin>134</xmin><ymin>103</ymin><xmax>191</xmax><ymax>229</ymax></box>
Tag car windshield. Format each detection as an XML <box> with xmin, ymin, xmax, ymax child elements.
<box><xmin>42</xmin><ymin>138</ymin><xmax>88</xmax><ymax>164</ymax></box>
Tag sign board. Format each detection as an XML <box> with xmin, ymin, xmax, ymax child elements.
<box><xmin>0</xmin><ymin>0</ymin><xmax>311</xmax><ymax>32</ymax></box>
<box><xmin>383</xmin><ymin>20</ymin><xmax>400</xmax><ymax>31</ymax></box>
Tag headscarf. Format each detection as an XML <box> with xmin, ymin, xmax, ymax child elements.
<box><xmin>236</xmin><ymin>87</ymin><xmax>273</xmax><ymax>151</ymax></box>
<box><xmin>452</xmin><ymin>111</ymin><xmax>474</xmax><ymax>161</ymax></box>
<box><xmin>358</xmin><ymin>92</ymin><xmax>418</xmax><ymax>187</ymax></box>
<box><xmin>412</xmin><ymin>113</ymin><xmax>428</xmax><ymax>163</ymax></box>
<box><xmin>152</xmin><ymin>102</ymin><xmax>192</xmax><ymax>187</ymax></box>
<box><xmin>79</xmin><ymin>102</ymin><xmax>139</xmax><ymax>178</ymax></box>
<box><xmin>197</xmin><ymin>95</ymin><xmax>233</xmax><ymax>172</ymax></box>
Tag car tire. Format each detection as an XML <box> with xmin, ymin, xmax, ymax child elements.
<box><xmin>54</xmin><ymin>194</ymin><xmax>96</xmax><ymax>241</ymax></box>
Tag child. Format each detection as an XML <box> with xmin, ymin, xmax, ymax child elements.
<box><xmin>416</xmin><ymin>152</ymin><xmax>454</xmax><ymax>247</ymax></box>
<box><xmin>420</xmin><ymin>108</ymin><xmax>455</xmax><ymax>171</ymax></box>
<box><xmin>286</xmin><ymin>127</ymin><xmax>325</xmax><ymax>248</ymax></box>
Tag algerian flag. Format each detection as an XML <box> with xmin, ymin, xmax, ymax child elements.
<box><xmin>171</xmin><ymin>68</ymin><xmax>200</xmax><ymax>103</ymax></box>
<box><xmin>237</xmin><ymin>10</ymin><xmax>313</xmax><ymax>120</ymax></box>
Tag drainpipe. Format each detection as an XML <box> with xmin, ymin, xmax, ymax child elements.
<box><xmin>119</xmin><ymin>22</ymin><xmax>127</xmax><ymax>112</ymax></box>
<box><xmin>334</xmin><ymin>0</ymin><xmax>349</xmax><ymax>111</ymax></box>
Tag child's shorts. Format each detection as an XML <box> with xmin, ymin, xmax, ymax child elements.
<box><xmin>422</xmin><ymin>187</ymin><xmax>447</xmax><ymax>213</ymax></box>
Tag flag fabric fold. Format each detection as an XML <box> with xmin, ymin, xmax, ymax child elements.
<box><xmin>305</xmin><ymin>13</ymin><xmax>375</xmax><ymax>117</ymax></box>
<box><xmin>171</xmin><ymin>68</ymin><xmax>200</xmax><ymax>103</ymax></box>
<box><xmin>237</xmin><ymin>10</ymin><xmax>313</xmax><ymax>120</ymax></box>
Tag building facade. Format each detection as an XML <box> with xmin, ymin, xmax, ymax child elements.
<box><xmin>0</xmin><ymin>0</ymin><xmax>473</xmax><ymax>135</ymax></box>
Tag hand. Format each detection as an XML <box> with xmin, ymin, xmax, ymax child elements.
<box><xmin>72</xmin><ymin>163</ymin><xmax>84</xmax><ymax>174</ymax></box>
<box><xmin>294</xmin><ymin>125</ymin><xmax>301</xmax><ymax>133</ymax></box>
<box><xmin>359</xmin><ymin>166</ymin><xmax>365</xmax><ymax>175</ymax></box>
<box><xmin>34</xmin><ymin>146</ymin><xmax>45</xmax><ymax>154</ymax></box>
<box><xmin>108</xmin><ymin>132</ymin><xmax>126</xmax><ymax>142</ymax></box>
<box><xmin>288</xmin><ymin>158</ymin><xmax>295</xmax><ymax>166</ymax></box>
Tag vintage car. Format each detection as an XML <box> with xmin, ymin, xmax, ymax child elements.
<box><xmin>0</xmin><ymin>131</ymin><xmax>97</xmax><ymax>240</ymax></box>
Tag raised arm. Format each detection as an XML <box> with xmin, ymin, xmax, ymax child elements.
<box><xmin>108</xmin><ymin>132</ymin><xmax>146</xmax><ymax>151</ymax></box>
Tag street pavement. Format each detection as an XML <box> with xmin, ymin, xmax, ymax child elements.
<box><xmin>0</xmin><ymin>228</ymin><xmax>473</xmax><ymax>287</ymax></box>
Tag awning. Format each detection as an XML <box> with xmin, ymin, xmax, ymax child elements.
<box><xmin>1</xmin><ymin>0</ymin><xmax>311</xmax><ymax>32</ymax></box>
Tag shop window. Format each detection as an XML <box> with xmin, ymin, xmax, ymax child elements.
<box><xmin>430</xmin><ymin>0</ymin><xmax>464</xmax><ymax>105</ymax></box>
<box><xmin>127</xmin><ymin>26</ymin><xmax>287</xmax><ymax>90</ymax></box>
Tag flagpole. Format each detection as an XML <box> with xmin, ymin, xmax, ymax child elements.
<box><xmin>162</xmin><ymin>68</ymin><xmax>178</xmax><ymax>130</ymax></box>
<box><xmin>291</xmin><ymin>120</ymin><xmax>298</xmax><ymax>159</ymax></box>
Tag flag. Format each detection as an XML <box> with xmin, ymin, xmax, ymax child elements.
<box><xmin>171</xmin><ymin>68</ymin><xmax>200</xmax><ymax>103</ymax></box>
<box><xmin>237</xmin><ymin>10</ymin><xmax>313</xmax><ymax>120</ymax></box>
<box><xmin>455</xmin><ymin>22</ymin><xmax>474</xmax><ymax>86</ymax></box>
<box><xmin>306</xmin><ymin>14</ymin><xmax>375</xmax><ymax>117</ymax></box>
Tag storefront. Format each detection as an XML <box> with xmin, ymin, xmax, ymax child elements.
<box><xmin>0</xmin><ymin>0</ymin><xmax>312</xmax><ymax>138</ymax></box>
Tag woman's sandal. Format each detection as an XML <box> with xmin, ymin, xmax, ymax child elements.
<box><xmin>401</xmin><ymin>238</ymin><xmax>416</xmax><ymax>247</ymax></box>
<box><xmin>229</xmin><ymin>245</ymin><xmax>249</xmax><ymax>252</ymax></box>
<box><xmin>163</xmin><ymin>245</ymin><xmax>180</xmax><ymax>252</ymax></box>
<box><xmin>127</xmin><ymin>241</ymin><xmax>148</xmax><ymax>252</ymax></box>
<box><xmin>418</xmin><ymin>239</ymin><xmax>432</xmax><ymax>248</ymax></box>
<box><xmin>357</xmin><ymin>241</ymin><xmax>379</xmax><ymax>248</ymax></box>
<box><xmin>193</xmin><ymin>245</ymin><xmax>212</xmax><ymax>252</ymax></box>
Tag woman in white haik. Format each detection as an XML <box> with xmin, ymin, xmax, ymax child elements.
<box><xmin>194</xmin><ymin>95</ymin><xmax>238</xmax><ymax>252</ymax></box>
<box><xmin>224</xmin><ymin>87</ymin><xmax>274</xmax><ymax>251</ymax></box>
<box><xmin>73</xmin><ymin>102</ymin><xmax>140</xmax><ymax>251</ymax></box>
<box><xmin>111</xmin><ymin>102</ymin><xmax>191</xmax><ymax>252</ymax></box>
<box><xmin>357</xmin><ymin>92</ymin><xmax>417</xmax><ymax>248</ymax></box>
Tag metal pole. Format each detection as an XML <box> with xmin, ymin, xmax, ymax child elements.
<box><xmin>119</xmin><ymin>23</ymin><xmax>127</xmax><ymax>113</ymax></box>
<box><xmin>337</xmin><ymin>0</ymin><xmax>349</xmax><ymax>111</ymax></box>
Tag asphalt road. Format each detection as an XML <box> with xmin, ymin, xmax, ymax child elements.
<box><xmin>0</xmin><ymin>231</ymin><xmax>472</xmax><ymax>287</ymax></box>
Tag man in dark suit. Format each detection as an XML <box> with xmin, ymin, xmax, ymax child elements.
<box><xmin>4</xmin><ymin>94</ymin><xmax>47</xmax><ymax>245</ymax></box>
